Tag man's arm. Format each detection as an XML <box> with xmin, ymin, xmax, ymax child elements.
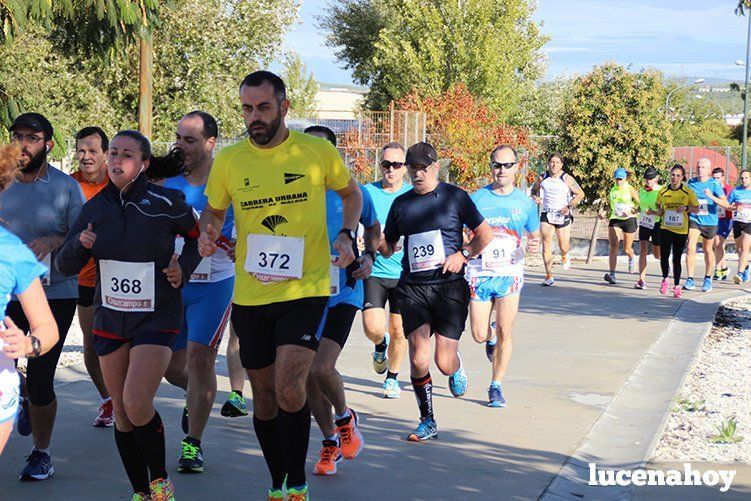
<box><xmin>464</xmin><ymin>221</ymin><xmax>494</xmax><ymax>257</ymax></box>
<box><xmin>352</xmin><ymin>220</ymin><xmax>381</xmax><ymax>280</ymax></box>
<box><xmin>198</xmin><ymin>205</ymin><xmax>228</xmax><ymax>257</ymax></box>
<box><xmin>333</xmin><ymin>177</ymin><xmax>363</xmax><ymax>268</ymax></box>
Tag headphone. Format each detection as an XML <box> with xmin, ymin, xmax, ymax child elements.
<box><xmin>45</xmin><ymin>145</ymin><xmax>50</xmax><ymax>153</ymax></box>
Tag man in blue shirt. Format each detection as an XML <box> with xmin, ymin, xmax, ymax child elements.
<box><xmin>361</xmin><ymin>142</ymin><xmax>411</xmax><ymax>398</ymax></box>
<box><xmin>467</xmin><ymin>146</ymin><xmax>540</xmax><ymax>408</ymax></box>
<box><xmin>304</xmin><ymin>126</ymin><xmax>381</xmax><ymax>476</ymax></box>
<box><xmin>684</xmin><ymin>158</ymin><xmax>731</xmax><ymax>292</ymax></box>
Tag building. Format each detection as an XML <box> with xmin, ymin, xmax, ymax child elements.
<box><xmin>314</xmin><ymin>83</ymin><xmax>367</xmax><ymax>119</ymax></box>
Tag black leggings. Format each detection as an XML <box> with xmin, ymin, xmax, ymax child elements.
<box><xmin>8</xmin><ymin>299</ymin><xmax>76</xmax><ymax>406</ymax></box>
<box><xmin>659</xmin><ymin>229</ymin><xmax>688</xmax><ymax>286</ymax></box>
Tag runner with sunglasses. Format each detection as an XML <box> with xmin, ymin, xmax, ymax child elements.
<box><xmin>361</xmin><ymin>142</ymin><xmax>411</xmax><ymax>398</ymax></box>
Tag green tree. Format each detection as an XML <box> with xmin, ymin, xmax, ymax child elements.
<box><xmin>319</xmin><ymin>0</ymin><xmax>547</xmax><ymax>116</ymax></box>
<box><xmin>282</xmin><ymin>52</ymin><xmax>320</xmax><ymax>117</ymax></box>
<box><xmin>516</xmin><ymin>77</ymin><xmax>573</xmax><ymax>136</ymax></box>
<box><xmin>559</xmin><ymin>63</ymin><xmax>673</xmax><ymax>209</ymax></box>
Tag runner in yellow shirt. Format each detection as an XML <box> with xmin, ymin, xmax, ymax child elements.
<box><xmin>199</xmin><ymin>71</ymin><xmax>362</xmax><ymax>501</ymax></box>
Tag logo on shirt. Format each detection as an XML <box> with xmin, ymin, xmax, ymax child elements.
<box><xmin>244</xmin><ymin>178</ymin><xmax>250</xmax><ymax>187</ymax></box>
<box><xmin>284</xmin><ymin>173</ymin><xmax>305</xmax><ymax>184</ymax></box>
<box><xmin>261</xmin><ymin>214</ymin><xmax>288</xmax><ymax>234</ymax></box>
<box><xmin>139</xmin><ymin>199</ymin><xmax>151</xmax><ymax>205</ymax></box>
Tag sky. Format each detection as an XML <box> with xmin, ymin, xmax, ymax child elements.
<box><xmin>282</xmin><ymin>0</ymin><xmax>751</xmax><ymax>86</ymax></box>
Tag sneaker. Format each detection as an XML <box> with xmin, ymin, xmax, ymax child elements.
<box><xmin>335</xmin><ymin>408</ymin><xmax>364</xmax><ymax>459</ymax></box>
<box><xmin>372</xmin><ymin>333</ymin><xmax>389</xmax><ymax>375</ymax></box>
<box><xmin>382</xmin><ymin>378</ymin><xmax>401</xmax><ymax>399</ymax></box>
<box><xmin>287</xmin><ymin>485</ymin><xmax>309</xmax><ymax>501</ymax></box>
<box><xmin>628</xmin><ymin>257</ymin><xmax>637</xmax><ymax>274</ymax></box>
<box><xmin>177</xmin><ymin>439</ymin><xmax>203</xmax><ymax>473</ymax></box>
<box><xmin>488</xmin><ymin>384</ymin><xmax>506</xmax><ymax>408</ymax></box>
<box><xmin>721</xmin><ymin>268</ymin><xmax>730</xmax><ymax>280</ymax></box>
<box><xmin>743</xmin><ymin>268</ymin><xmax>751</xmax><ymax>283</ymax></box>
<box><xmin>561</xmin><ymin>254</ymin><xmax>570</xmax><ymax>271</ymax></box>
<box><xmin>603</xmin><ymin>272</ymin><xmax>616</xmax><ymax>284</ymax></box>
<box><xmin>682</xmin><ymin>277</ymin><xmax>695</xmax><ymax>290</ymax></box>
<box><xmin>673</xmin><ymin>285</ymin><xmax>682</xmax><ymax>299</ymax></box>
<box><xmin>220</xmin><ymin>391</ymin><xmax>249</xmax><ymax>417</ymax></box>
<box><xmin>448</xmin><ymin>357</ymin><xmax>468</xmax><ymax>398</ymax></box>
<box><xmin>713</xmin><ymin>268</ymin><xmax>723</xmax><ymax>281</ymax></box>
<box><xmin>149</xmin><ymin>478</ymin><xmax>175</xmax><ymax>501</ymax></box>
<box><xmin>93</xmin><ymin>399</ymin><xmax>115</xmax><ymax>427</ymax></box>
<box><xmin>734</xmin><ymin>273</ymin><xmax>743</xmax><ymax>285</ymax></box>
<box><xmin>702</xmin><ymin>277</ymin><xmax>713</xmax><ymax>292</ymax></box>
<box><xmin>485</xmin><ymin>337</ymin><xmax>496</xmax><ymax>363</ymax></box>
<box><xmin>313</xmin><ymin>439</ymin><xmax>342</xmax><ymax>476</ymax></box>
<box><xmin>181</xmin><ymin>405</ymin><xmax>189</xmax><ymax>434</ymax></box>
<box><xmin>267</xmin><ymin>488</ymin><xmax>284</xmax><ymax>501</ymax></box>
<box><xmin>541</xmin><ymin>276</ymin><xmax>555</xmax><ymax>286</ymax></box>
<box><xmin>407</xmin><ymin>416</ymin><xmax>438</xmax><ymax>442</ymax></box>
<box><xmin>19</xmin><ymin>448</ymin><xmax>54</xmax><ymax>481</ymax></box>
<box><xmin>659</xmin><ymin>278</ymin><xmax>669</xmax><ymax>295</ymax></box>
<box><xmin>16</xmin><ymin>397</ymin><xmax>31</xmax><ymax>436</ymax></box>
<box><xmin>131</xmin><ymin>493</ymin><xmax>150</xmax><ymax>501</ymax></box>
<box><xmin>633</xmin><ymin>280</ymin><xmax>646</xmax><ymax>290</ymax></box>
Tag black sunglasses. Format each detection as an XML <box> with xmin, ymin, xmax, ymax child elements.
<box><xmin>381</xmin><ymin>160</ymin><xmax>405</xmax><ymax>170</ymax></box>
<box><xmin>490</xmin><ymin>161</ymin><xmax>516</xmax><ymax>170</ymax></box>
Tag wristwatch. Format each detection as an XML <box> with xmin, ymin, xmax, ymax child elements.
<box><xmin>338</xmin><ymin>229</ymin><xmax>356</xmax><ymax>242</ymax></box>
<box><xmin>363</xmin><ymin>249</ymin><xmax>376</xmax><ymax>262</ymax></box>
<box><xmin>27</xmin><ymin>335</ymin><xmax>42</xmax><ymax>359</ymax></box>
<box><xmin>460</xmin><ymin>248</ymin><xmax>471</xmax><ymax>260</ymax></box>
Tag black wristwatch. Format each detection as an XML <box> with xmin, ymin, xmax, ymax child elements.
<box><xmin>27</xmin><ymin>335</ymin><xmax>42</xmax><ymax>359</ymax></box>
<box><xmin>338</xmin><ymin>228</ymin><xmax>356</xmax><ymax>242</ymax></box>
<box><xmin>460</xmin><ymin>248</ymin><xmax>471</xmax><ymax>260</ymax></box>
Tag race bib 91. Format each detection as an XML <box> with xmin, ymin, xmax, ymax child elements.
<box><xmin>407</xmin><ymin>230</ymin><xmax>446</xmax><ymax>272</ymax></box>
<box><xmin>99</xmin><ymin>260</ymin><xmax>155</xmax><ymax>312</ymax></box>
<box><xmin>481</xmin><ymin>234</ymin><xmax>521</xmax><ymax>275</ymax></box>
<box><xmin>245</xmin><ymin>233</ymin><xmax>304</xmax><ymax>282</ymax></box>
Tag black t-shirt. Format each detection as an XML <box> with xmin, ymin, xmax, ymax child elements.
<box><xmin>384</xmin><ymin>182</ymin><xmax>484</xmax><ymax>285</ymax></box>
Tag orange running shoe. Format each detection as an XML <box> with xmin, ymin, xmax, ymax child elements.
<box><xmin>149</xmin><ymin>477</ymin><xmax>175</xmax><ymax>501</ymax></box>
<box><xmin>313</xmin><ymin>439</ymin><xmax>342</xmax><ymax>475</ymax></box>
<box><xmin>335</xmin><ymin>408</ymin><xmax>364</xmax><ymax>459</ymax></box>
<box><xmin>286</xmin><ymin>485</ymin><xmax>309</xmax><ymax>501</ymax></box>
<box><xmin>93</xmin><ymin>399</ymin><xmax>114</xmax><ymax>427</ymax></box>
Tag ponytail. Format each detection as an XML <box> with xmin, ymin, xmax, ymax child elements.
<box><xmin>146</xmin><ymin>148</ymin><xmax>186</xmax><ymax>181</ymax></box>
<box><xmin>0</xmin><ymin>142</ymin><xmax>21</xmax><ymax>191</ymax></box>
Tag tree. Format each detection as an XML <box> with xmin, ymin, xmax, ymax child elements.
<box><xmin>516</xmin><ymin>77</ymin><xmax>573</xmax><ymax>136</ymax></box>
<box><xmin>282</xmin><ymin>52</ymin><xmax>320</xmax><ymax>117</ymax></box>
<box><xmin>396</xmin><ymin>83</ymin><xmax>533</xmax><ymax>189</ymax></box>
<box><xmin>559</xmin><ymin>63</ymin><xmax>672</xmax><ymax>209</ymax></box>
<box><xmin>319</xmin><ymin>0</ymin><xmax>547</xmax><ymax>116</ymax></box>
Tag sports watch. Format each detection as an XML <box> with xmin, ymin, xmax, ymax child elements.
<box><xmin>460</xmin><ymin>248</ymin><xmax>471</xmax><ymax>260</ymax></box>
<box><xmin>27</xmin><ymin>335</ymin><xmax>42</xmax><ymax>359</ymax></box>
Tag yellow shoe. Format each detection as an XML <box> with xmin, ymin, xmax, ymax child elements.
<box><xmin>267</xmin><ymin>488</ymin><xmax>284</xmax><ymax>500</ymax></box>
<box><xmin>286</xmin><ymin>485</ymin><xmax>308</xmax><ymax>501</ymax></box>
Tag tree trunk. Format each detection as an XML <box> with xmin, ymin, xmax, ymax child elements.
<box><xmin>138</xmin><ymin>36</ymin><xmax>153</xmax><ymax>138</ymax></box>
<box><xmin>586</xmin><ymin>204</ymin><xmax>603</xmax><ymax>264</ymax></box>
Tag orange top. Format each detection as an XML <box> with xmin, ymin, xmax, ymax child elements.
<box><xmin>71</xmin><ymin>170</ymin><xmax>108</xmax><ymax>288</ymax></box>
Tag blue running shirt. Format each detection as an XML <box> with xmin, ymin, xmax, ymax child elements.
<box><xmin>729</xmin><ymin>186</ymin><xmax>751</xmax><ymax>223</ymax></box>
<box><xmin>362</xmin><ymin>181</ymin><xmax>412</xmax><ymax>279</ymax></box>
<box><xmin>687</xmin><ymin>177</ymin><xmax>724</xmax><ymax>226</ymax></box>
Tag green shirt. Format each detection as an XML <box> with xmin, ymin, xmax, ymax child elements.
<box><xmin>639</xmin><ymin>185</ymin><xmax>662</xmax><ymax>223</ymax></box>
<box><xmin>609</xmin><ymin>182</ymin><xmax>636</xmax><ymax>220</ymax></box>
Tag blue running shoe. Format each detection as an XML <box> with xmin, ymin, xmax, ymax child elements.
<box><xmin>743</xmin><ymin>268</ymin><xmax>751</xmax><ymax>283</ymax></box>
<box><xmin>382</xmin><ymin>378</ymin><xmax>401</xmax><ymax>399</ymax></box>
<box><xmin>485</xmin><ymin>337</ymin><xmax>496</xmax><ymax>363</ymax></box>
<box><xmin>406</xmin><ymin>416</ymin><xmax>438</xmax><ymax>442</ymax></box>
<box><xmin>682</xmin><ymin>277</ymin><xmax>695</xmax><ymax>290</ymax></box>
<box><xmin>16</xmin><ymin>397</ymin><xmax>31</xmax><ymax>436</ymax></box>
<box><xmin>702</xmin><ymin>277</ymin><xmax>712</xmax><ymax>292</ymax></box>
<box><xmin>488</xmin><ymin>384</ymin><xmax>506</xmax><ymax>408</ymax></box>
<box><xmin>448</xmin><ymin>356</ymin><xmax>468</xmax><ymax>398</ymax></box>
<box><xmin>19</xmin><ymin>448</ymin><xmax>54</xmax><ymax>481</ymax></box>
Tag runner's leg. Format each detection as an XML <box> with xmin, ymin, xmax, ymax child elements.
<box><xmin>78</xmin><ymin>303</ymin><xmax>109</xmax><ymax>399</ymax></box>
<box><xmin>703</xmin><ymin>236</ymin><xmax>716</xmax><ymax>278</ymax></box>
<box><xmin>556</xmin><ymin>222</ymin><xmax>571</xmax><ymax>262</ymax></box>
<box><xmin>491</xmin><ymin>293</ymin><xmax>521</xmax><ymax>383</ymax></box>
<box><xmin>226</xmin><ymin>326</ymin><xmax>246</xmax><ymax>394</ymax></box>
<box><xmin>469</xmin><ymin>300</ymin><xmax>493</xmax><ymax>344</ymax></box>
<box><xmin>541</xmin><ymin>222</ymin><xmax>555</xmax><ymax>277</ymax></box>
<box><xmin>185</xmin><ymin>342</ymin><xmax>218</xmax><ymax>440</ymax></box>
<box><xmin>685</xmin><ymin>228</ymin><xmax>700</xmax><ymax>280</ymax></box>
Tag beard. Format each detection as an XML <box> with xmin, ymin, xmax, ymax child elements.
<box><xmin>247</xmin><ymin>111</ymin><xmax>282</xmax><ymax>146</ymax></box>
<box><xmin>20</xmin><ymin>147</ymin><xmax>47</xmax><ymax>174</ymax></box>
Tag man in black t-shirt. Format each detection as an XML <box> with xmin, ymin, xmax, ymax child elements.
<box><xmin>380</xmin><ymin>142</ymin><xmax>493</xmax><ymax>442</ymax></box>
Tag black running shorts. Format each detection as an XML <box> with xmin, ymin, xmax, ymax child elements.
<box><xmin>396</xmin><ymin>279</ymin><xmax>469</xmax><ymax>341</ymax></box>
<box><xmin>638</xmin><ymin>222</ymin><xmax>662</xmax><ymax>244</ymax></box>
<box><xmin>231</xmin><ymin>296</ymin><xmax>328</xmax><ymax>370</ymax></box>
<box><xmin>363</xmin><ymin>276</ymin><xmax>401</xmax><ymax>313</ymax></box>
<box><xmin>540</xmin><ymin>211</ymin><xmax>573</xmax><ymax>228</ymax></box>
<box><xmin>316</xmin><ymin>303</ymin><xmax>359</xmax><ymax>349</ymax></box>
<box><xmin>609</xmin><ymin>217</ymin><xmax>637</xmax><ymax>234</ymax></box>
<box><xmin>688</xmin><ymin>221</ymin><xmax>718</xmax><ymax>240</ymax></box>
<box><xmin>733</xmin><ymin>221</ymin><xmax>751</xmax><ymax>239</ymax></box>
<box><xmin>93</xmin><ymin>330</ymin><xmax>176</xmax><ymax>357</ymax></box>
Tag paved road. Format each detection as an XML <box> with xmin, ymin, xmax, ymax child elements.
<box><xmin>0</xmin><ymin>261</ymin><xmax>747</xmax><ymax>500</ymax></box>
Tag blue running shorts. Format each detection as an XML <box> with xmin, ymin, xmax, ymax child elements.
<box><xmin>469</xmin><ymin>275</ymin><xmax>523</xmax><ymax>302</ymax></box>
<box><xmin>717</xmin><ymin>218</ymin><xmax>732</xmax><ymax>239</ymax></box>
<box><xmin>173</xmin><ymin>276</ymin><xmax>234</xmax><ymax>352</ymax></box>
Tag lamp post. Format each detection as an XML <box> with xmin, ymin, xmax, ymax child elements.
<box><xmin>665</xmin><ymin>78</ymin><xmax>705</xmax><ymax>119</ymax></box>
<box><xmin>738</xmin><ymin>15</ymin><xmax>751</xmax><ymax>170</ymax></box>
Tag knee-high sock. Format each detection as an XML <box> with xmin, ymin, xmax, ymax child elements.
<box><xmin>132</xmin><ymin>411</ymin><xmax>168</xmax><ymax>481</ymax></box>
<box><xmin>277</xmin><ymin>403</ymin><xmax>311</xmax><ymax>489</ymax></box>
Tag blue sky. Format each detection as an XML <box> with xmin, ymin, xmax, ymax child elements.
<box><xmin>282</xmin><ymin>0</ymin><xmax>751</xmax><ymax>85</ymax></box>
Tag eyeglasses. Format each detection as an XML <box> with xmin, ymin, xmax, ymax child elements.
<box><xmin>11</xmin><ymin>133</ymin><xmax>45</xmax><ymax>144</ymax></box>
<box><xmin>381</xmin><ymin>160</ymin><xmax>405</xmax><ymax>170</ymax></box>
<box><xmin>490</xmin><ymin>162</ymin><xmax>516</xmax><ymax>170</ymax></box>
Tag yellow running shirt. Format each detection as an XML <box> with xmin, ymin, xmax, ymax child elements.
<box><xmin>657</xmin><ymin>183</ymin><xmax>699</xmax><ymax>235</ymax></box>
<box><xmin>205</xmin><ymin>130</ymin><xmax>351</xmax><ymax>306</ymax></box>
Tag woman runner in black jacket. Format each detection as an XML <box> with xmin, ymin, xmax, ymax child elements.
<box><xmin>56</xmin><ymin>130</ymin><xmax>201</xmax><ymax>501</ymax></box>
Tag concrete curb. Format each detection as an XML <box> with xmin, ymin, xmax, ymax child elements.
<box><xmin>539</xmin><ymin>289</ymin><xmax>751</xmax><ymax>500</ymax></box>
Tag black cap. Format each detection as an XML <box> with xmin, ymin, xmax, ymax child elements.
<box><xmin>406</xmin><ymin>142</ymin><xmax>438</xmax><ymax>166</ymax></box>
<box><xmin>643</xmin><ymin>167</ymin><xmax>658</xmax><ymax>179</ymax></box>
<box><xmin>10</xmin><ymin>113</ymin><xmax>53</xmax><ymax>140</ymax></box>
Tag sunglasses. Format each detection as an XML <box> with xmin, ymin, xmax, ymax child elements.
<box><xmin>490</xmin><ymin>162</ymin><xmax>516</xmax><ymax>170</ymax></box>
<box><xmin>381</xmin><ymin>160</ymin><xmax>405</xmax><ymax>170</ymax></box>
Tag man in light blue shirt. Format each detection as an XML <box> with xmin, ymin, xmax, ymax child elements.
<box><xmin>361</xmin><ymin>142</ymin><xmax>411</xmax><ymax>398</ymax></box>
